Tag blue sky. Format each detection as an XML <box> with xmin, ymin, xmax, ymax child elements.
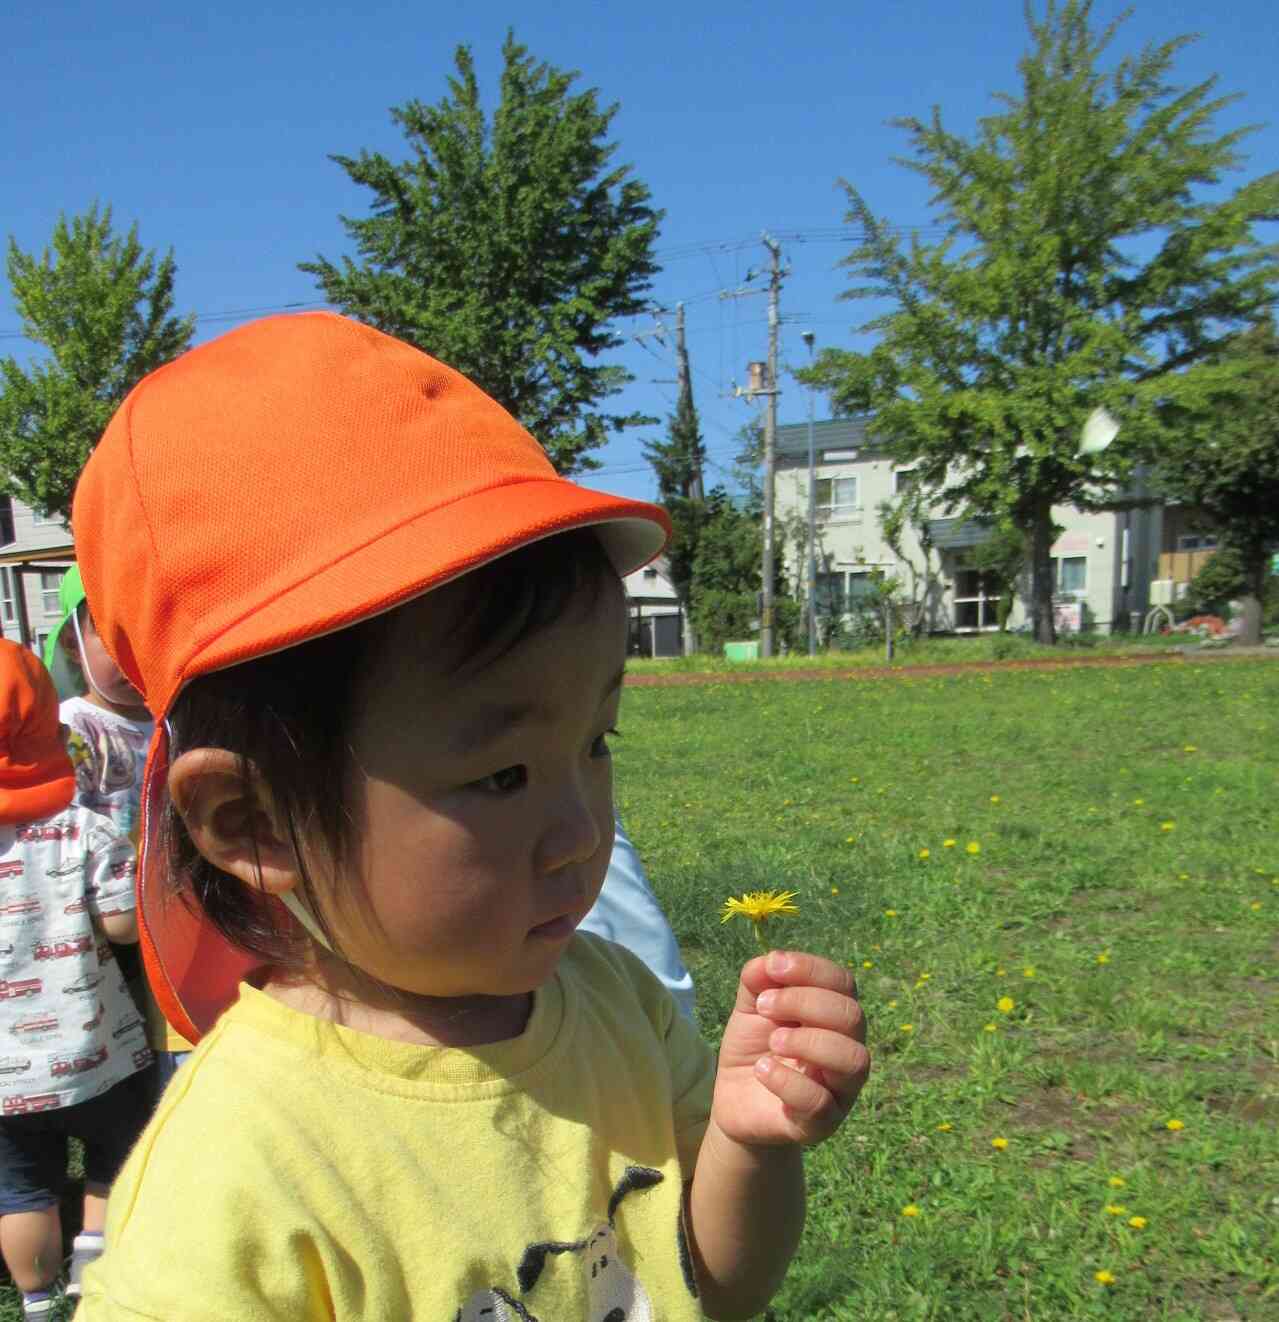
<box><xmin>3</xmin><ymin>0</ymin><xmax>1276</xmax><ymax>502</ymax></box>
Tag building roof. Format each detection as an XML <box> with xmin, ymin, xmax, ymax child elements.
<box><xmin>774</xmin><ymin>417</ymin><xmax>879</xmax><ymax>462</ymax></box>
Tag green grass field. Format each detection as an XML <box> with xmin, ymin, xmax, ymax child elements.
<box><xmin>615</xmin><ymin>657</ymin><xmax>1278</xmax><ymax>1320</ymax></box>
<box><xmin>4</xmin><ymin>656</ymin><xmax>1274</xmax><ymax>1319</ymax></box>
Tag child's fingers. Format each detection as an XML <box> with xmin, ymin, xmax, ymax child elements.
<box><xmin>768</xmin><ymin>1029</ymin><xmax>871</xmax><ymax>1103</ymax></box>
<box><xmin>737</xmin><ymin>950</ymin><xmax>858</xmax><ymax>1005</ymax></box>
<box><xmin>755</xmin><ymin>986</ymin><xmax>866</xmax><ymax>1043</ymax></box>
<box><xmin>753</xmin><ymin>1055</ymin><xmax>843</xmax><ymax>1124</ymax></box>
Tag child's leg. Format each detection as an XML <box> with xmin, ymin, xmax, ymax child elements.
<box><xmin>0</xmin><ymin>1117</ymin><xmax>66</xmax><ymax>1294</ymax></box>
<box><xmin>0</xmin><ymin>1205</ymin><xmax>62</xmax><ymax>1293</ymax></box>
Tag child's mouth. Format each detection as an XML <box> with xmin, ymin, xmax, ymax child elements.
<box><xmin>529</xmin><ymin>914</ymin><xmax>577</xmax><ymax>940</ymax></box>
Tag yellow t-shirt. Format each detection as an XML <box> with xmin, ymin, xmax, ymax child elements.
<box><xmin>82</xmin><ymin>934</ymin><xmax>715</xmax><ymax>1320</ymax></box>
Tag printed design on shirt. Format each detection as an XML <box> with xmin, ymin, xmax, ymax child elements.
<box><xmin>16</xmin><ymin>824</ymin><xmax>79</xmax><ymax>843</ymax></box>
<box><xmin>2</xmin><ymin>1092</ymin><xmax>61</xmax><ymax>1115</ymax></box>
<box><xmin>455</xmin><ymin>1166</ymin><xmax>675</xmax><ymax>1322</ymax></box>
<box><xmin>66</xmin><ymin>716</ymin><xmax>146</xmax><ymax>797</ymax></box>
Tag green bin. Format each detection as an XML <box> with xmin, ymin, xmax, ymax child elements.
<box><xmin>723</xmin><ymin>641</ymin><xmax>760</xmax><ymax>662</ymax></box>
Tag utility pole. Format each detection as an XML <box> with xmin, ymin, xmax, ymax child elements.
<box><xmin>760</xmin><ymin>234</ymin><xmax>782</xmax><ymax>658</ymax></box>
<box><xmin>802</xmin><ymin>329</ymin><xmax>817</xmax><ymax>656</ymax></box>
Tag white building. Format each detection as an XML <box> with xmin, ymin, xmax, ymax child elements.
<box><xmin>0</xmin><ymin>496</ymin><xmax>76</xmax><ymax>653</ymax></box>
<box><xmin>621</xmin><ymin>555</ymin><xmax>685</xmax><ymax>657</ymax></box>
<box><xmin>774</xmin><ymin>418</ymin><xmax>1166</xmax><ymax>635</ymax></box>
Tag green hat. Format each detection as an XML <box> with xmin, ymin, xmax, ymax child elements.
<box><xmin>42</xmin><ymin>565</ymin><xmax>87</xmax><ymax>701</ymax></box>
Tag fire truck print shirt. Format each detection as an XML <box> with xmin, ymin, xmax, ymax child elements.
<box><xmin>0</xmin><ymin>807</ymin><xmax>149</xmax><ymax>1114</ymax></box>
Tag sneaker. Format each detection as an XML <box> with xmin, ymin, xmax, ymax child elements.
<box><xmin>66</xmin><ymin>1231</ymin><xmax>104</xmax><ymax>1298</ymax></box>
<box><xmin>20</xmin><ymin>1291</ymin><xmax>56</xmax><ymax>1319</ymax></box>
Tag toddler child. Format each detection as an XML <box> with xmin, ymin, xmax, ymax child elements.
<box><xmin>0</xmin><ymin>641</ymin><xmax>153</xmax><ymax>1319</ymax></box>
<box><xmin>73</xmin><ymin>313</ymin><xmax>869</xmax><ymax>1320</ymax></box>
<box><xmin>47</xmin><ymin>570</ymin><xmax>193</xmax><ymax>1089</ymax></box>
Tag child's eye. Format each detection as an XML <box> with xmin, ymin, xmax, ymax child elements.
<box><xmin>591</xmin><ymin>728</ymin><xmax>620</xmax><ymax>758</ymax></box>
<box><xmin>475</xmin><ymin>765</ymin><xmax>528</xmax><ymax>795</ymax></box>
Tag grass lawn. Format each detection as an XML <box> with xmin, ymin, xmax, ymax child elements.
<box><xmin>616</xmin><ymin>657</ymin><xmax>1277</xmax><ymax>1320</ymax></box>
<box><xmin>3</xmin><ymin>657</ymin><xmax>1273</xmax><ymax>1319</ymax></box>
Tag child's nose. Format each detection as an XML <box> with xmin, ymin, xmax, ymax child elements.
<box><xmin>536</xmin><ymin>781</ymin><xmax>603</xmax><ymax>875</ymax></box>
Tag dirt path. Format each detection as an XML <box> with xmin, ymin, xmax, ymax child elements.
<box><xmin>625</xmin><ymin>647</ymin><xmax>1279</xmax><ymax>687</ymax></box>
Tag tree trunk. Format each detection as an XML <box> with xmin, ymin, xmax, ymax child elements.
<box><xmin>1029</xmin><ymin>502</ymin><xmax>1057</xmax><ymax>646</ymax></box>
<box><xmin>1237</xmin><ymin>550</ymin><xmax>1266</xmax><ymax>646</ymax></box>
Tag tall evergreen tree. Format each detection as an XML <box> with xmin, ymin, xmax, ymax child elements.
<box><xmin>0</xmin><ymin>205</ymin><xmax>193</xmax><ymax>520</ymax></box>
<box><xmin>804</xmin><ymin>0</ymin><xmax>1279</xmax><ymax>642</ymax></box>
<box><xmin>302</xmin><ymin>34</ymin><xmax>661</xmax><ymax>474</ymax></box>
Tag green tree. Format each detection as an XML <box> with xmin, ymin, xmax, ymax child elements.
<box><xmin>0</xmin><ymin>204</ymin><xmax>193</xmax><ymax>519</ymax></box>
<box><xmin>643</xmin><ymin>345</ymin><xmax>706</xmax><ymax>649</ymax></box>
<box><xmin>1157</xmin><ymin>319</ymin><xmax>1279</xmax><ymax>644</ymax></box>
<box><xmin>804</xmin><ymin>0</ymin><xmax>1279</xmax><ymax>643</ymax></box>
<box><xmin>301</xmin><ymin>34</ymin><xmax>661</xmax><ymax>474</ymax></box>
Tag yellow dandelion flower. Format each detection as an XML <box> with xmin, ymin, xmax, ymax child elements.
<box><xmin>1128</xmin><ymin>1216</ymin><xmax>1147</xmax><ymax>1229</ymax></box>
<box><xmin>862</xmin><ymin>960</ymin><xmax>874</xmax><ymax>969</ymax></box>
<box><xmin>997</xmin><ymin>996</ymin><xmax>1015</xmax><ymax>1013</ymax></box>
<box><xmin>1107</xmin><ymin>1176</ymin><xmax>1126</xmax><ymax>1189</ymax></box>
<box><xmin>884</xmin><ymin>909</ymin><xmax>898</xmax><ymax>918</ymax></box>
<box><xmin>1022</xmin><ymin>967</ymin><xmax>1036</xmax><ymax>978</ymax></box>
<box><xmin>990</xmin><ymin>795</ymin><xmax>1001</xmax><ymax>804</ymax></box>
<box><xmin>991</xmin><ymin>1136</ymin><xmax>1009</xmax><ymax>1150</ymax></box>
<box><xmin>1132</xmin><ymin>798</ymin><xmax>1144</xmax><ymax>806</ymax></box>
<box><xmin>845</xmin><ymin>835</ymin><xmax>857</xmax><ymax>843</ymax></box>
<box><xmin>1165</xmin><ymin>1118</ymin><xmax>1184</xmax><ymax>1131</ymax></box>
<box><xmin>830</xmin><ymin>886</ymin><xmax>840</xmax><ymax>896</ymax></box>
<box><xmin>1251</xmin><ymin>901</ymin><xmax>1262</xmax><ymax>911</ymax></box>
<box><xmin>1096</xmin><ymin>951</ymin><xmax>1111</xmax><ymax>965</ymax></box>
<box><xmin>1183</xmin><ymin>745</ymin><xmax>1197</xmax><ymax>752</ymax></box>
<box><xmin>850</xmin><ymin>776</ymin><xmax>860</xmax><ymax>784</ymax></box>
<box><xmin>1104</xmin><ymin>1204</ymin><xmax>1127</xmax><ymax>1216</ymax></box>
<box><xmin>900</xmin><ymin>1023</ymin><xmax>914</xmax><ymax>1034</ymax></box>
<box><xmin>983</xmin><ymin>1022</ymin><xmax>998</xmax><ymax>1033</ymax></box>
<box><xmin>936</xmin><ymin>1122</ymin><xmax>953</xmax><ymax>1132</ymax></box>
<box><xmin>1178</xmin><ymin>873</ymin><xmax>1189</xmax><ymax>880</ymax></box>
<box><xmin>995</xmin><ymin>967</ymin><xmax>1007</xmax><ymax>976</ymax></box>
<box><xmin>1094</xmin><ymin>1269</ymin><xmax>1116</xmax><ymax>1286</ymax></box>
<box><xmin>1160</xmin><ymin>821</ymin><xmax>1176</xmax><ymax>832</ymax></box>
<box><xmin>917</xmin><ymin>972</ymin><xmax>931</xmax><ymax>981</ymax></box>
<box><xmin>720</xmin><ymin>890</ymin><xmax>799</xmax><ymax>952</ymax></box>
<box><xmin>918</xmin><ymin>848</ymin><xmax>931</xmax><ymax>860</ymax></box>
<box><xmin>887</xmin><ymin>1000</ymin><xmax>898</xmax><ymax>1009</ymax></box>
<box><xmin>901</xmin><ymin>1204</ymin><xmax>920</xmax><ymax>1217</ymax></box>
<box><xmin>943</xmin><ymin>838</ymin><xmax>956</xmax><ymax>848</ymax></box>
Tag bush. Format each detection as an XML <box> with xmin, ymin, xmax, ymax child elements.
<box><xmin>1186</xmin><ymin>546</ymin><xmax>1245</xmax><ymax>615</ymax></box>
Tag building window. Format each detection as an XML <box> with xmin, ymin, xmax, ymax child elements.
<box><xmin>40</xmin><ymin>570</ymin><xmax>62</xmax><ymax>616</ymax></box>
<box><xmin>817</xmin><ymin>570</ymin><xmax>879</xmax><ymax>616</ymax></box>
<box><xmin>893</xmin><ymin>468</ymin><xmax>917</xmax><ymax>494</ymax></box>
<box><xmin>1050</xmin><ymin>556</ymin><xmax>1088</xmax><ymax>594</ymax></box>
<box><xmin>0</xmin><ymin>497</ymin><xmax>13</xmax><ymax>548</ymax></box>
<box><xmin>1176</xmin><ymin>533</ymin><xmax>1218</xmax><ymax>551</ymax></box>
<box><xmin>0</xmin><ymin>569</ymin><xmax>13</xmax><ymax>624</ymax></box>
<box><xmin>814</xmin><ymin>476</ymin><xmax>858</xmax><ymax>520</ymax></box>
<box><xmin>953</xmin><ymin>567</ymin><xmax>1002</xmax><ymax>630</ymax></box>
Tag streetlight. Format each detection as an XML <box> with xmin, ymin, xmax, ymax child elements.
<box><xmin>801</xmin><ymin>330</ymin><xmax>817</xmax><ymax>656</ymax></box>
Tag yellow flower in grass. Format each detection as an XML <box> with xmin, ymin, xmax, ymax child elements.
<box><xmin>1094</xmin><ymin>1269</ymin><xmax>1116</xmax><ymax>1286</ymax></box>
<box><xmin>830</xmin><ymin>886</ymin><xmax>840</xmax><ymax>896</ymax></box>
<box><xmin>989</xmin><ymin>795</ymin><xmax>1001</xmax><ymax>804</ymax></box>
<box><xmin>901</xmin><ymin>1204</ymin><xmax>920</xmax><ymax>1217</ymax></box>
<box><xmin>1022</xmin><ymin>967</ymin><xmax>1036</xmax><ymax>979</ymax></box>
<box><xmin>862</xmin><ymin>960</ymin><xmax>874</xmax><ymax>969</ymax></box>
<box><xmin>1160</xmin><ymin>820</ymin><xmax>1176</xmax><ymax>832</ymax></box>
<box><xmin>966</xmin><ymin>841</ymin><xmax>981</xmax><ymax>855</ymax></box>
<box><xmin>943</xmin><ymin>838</ymin><xmax>956</xmax><ymax>848</ymax></box>
<box><xmin>720</xmin><ymin>890</ymin><xmax>798</xmax><ymax>951</ymax></box>
<box><xmin>1183</xmin><ymin>745</ymin><xmax>1197</xmax><ymax>752</ymax></box>
<box><xmin>918</xmin><ymin>848</ymin><xmax>931</xmax><ymax>860</ymax></box>
<box><xmin>884</xmin><ymin>909</ymin><xmax>899</xmax><ymax>919</ymax></box>
<box><xmin>936</xmin><ymin>1122</ymin><xmax>953</xmax><ymax>1132</ymax></box>
<box><xmin>991</xmin><ymin>1136</ymin><xmax>1009</xmax><ymax>1151</ymax></box>
<box><xmin>1095</xmin><ymin>951</ymin><xmax>1111</xmax><ymax>965</ymax></box>
<box><xmin>1165</xmin><ymin>1118</ymin><xmax>1185</xmax><ymax>1132</ymax></box>
<box><xmin>983</xmin><ymin>1022</ymin><xmax>998</xmax><ymax>1033</ymax></box>
<box><xmin>1132</xmin><ymin>798</ymin><xmax>1144</xmax><ymax>806</ymax></box>
<box><xmin>1107</xmin><ymin>1176</ymin><xmax>1126</xmax><ymax>1189</ymax></box>
<box><xmin>997</xmin><ymin>996</ymin><xmax>1015</xmax><ymax>1013</ymax></box>
<box><xmin>887</xmin><ymin>1000</ymin><xmax>898</xmax><ymax>1009</ymax></box>
<box><xmin>1128</xmin><ymin>1216</ymin><xmax>1147</xmax><ymax>1229</ymax></box>
<box><xmin>1104</xmin><ymin>1204</ymin><xmax>1127</xmax><ymax>1216</ymax></box>
<box><xmin>900</xmin><ymin>1023</ymin><xmax>914</xmax><ymax>1034</ymax></box>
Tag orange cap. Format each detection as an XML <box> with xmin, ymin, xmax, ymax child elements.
<box><xmin>72</xmin><ymin>311</ymin><xmax>669</xmax><ymax>1040</ymax></box>
<box><xmin>0</xmin><ymin>639</ymin><xmax>76</xmax><ymax>827</ymax></box>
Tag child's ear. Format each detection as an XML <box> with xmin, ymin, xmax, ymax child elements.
<box><xmin>167</xmin><ymin>748</ymin><xmax>299</xmax><ymax>896</ymax></box>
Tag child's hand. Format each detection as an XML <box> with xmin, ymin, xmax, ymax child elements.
<box><xmin>711</xmin><ymin>949</ymin><xmax>869</xmax><ymax>1149</ymax></box>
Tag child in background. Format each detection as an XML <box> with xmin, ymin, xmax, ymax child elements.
<box><xmin>74</xmin><ymin>313</ymin><xmax>869</xmax><ymax>1320</ymax></box>
<box><xmin>46</xmin><ymin>571</ymin><xmax>193</xmax><ymax>1089</ymax></box>
<box><xmin>0</xmin><ymin>641</ymin><xmax>153</xmax><ymax>1319</ymax></box>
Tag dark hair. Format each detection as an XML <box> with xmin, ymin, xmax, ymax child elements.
<box><xmin>163</xmin><ymin>527</ymin><xmax>620</xmax><ymax>968</ymax></box>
